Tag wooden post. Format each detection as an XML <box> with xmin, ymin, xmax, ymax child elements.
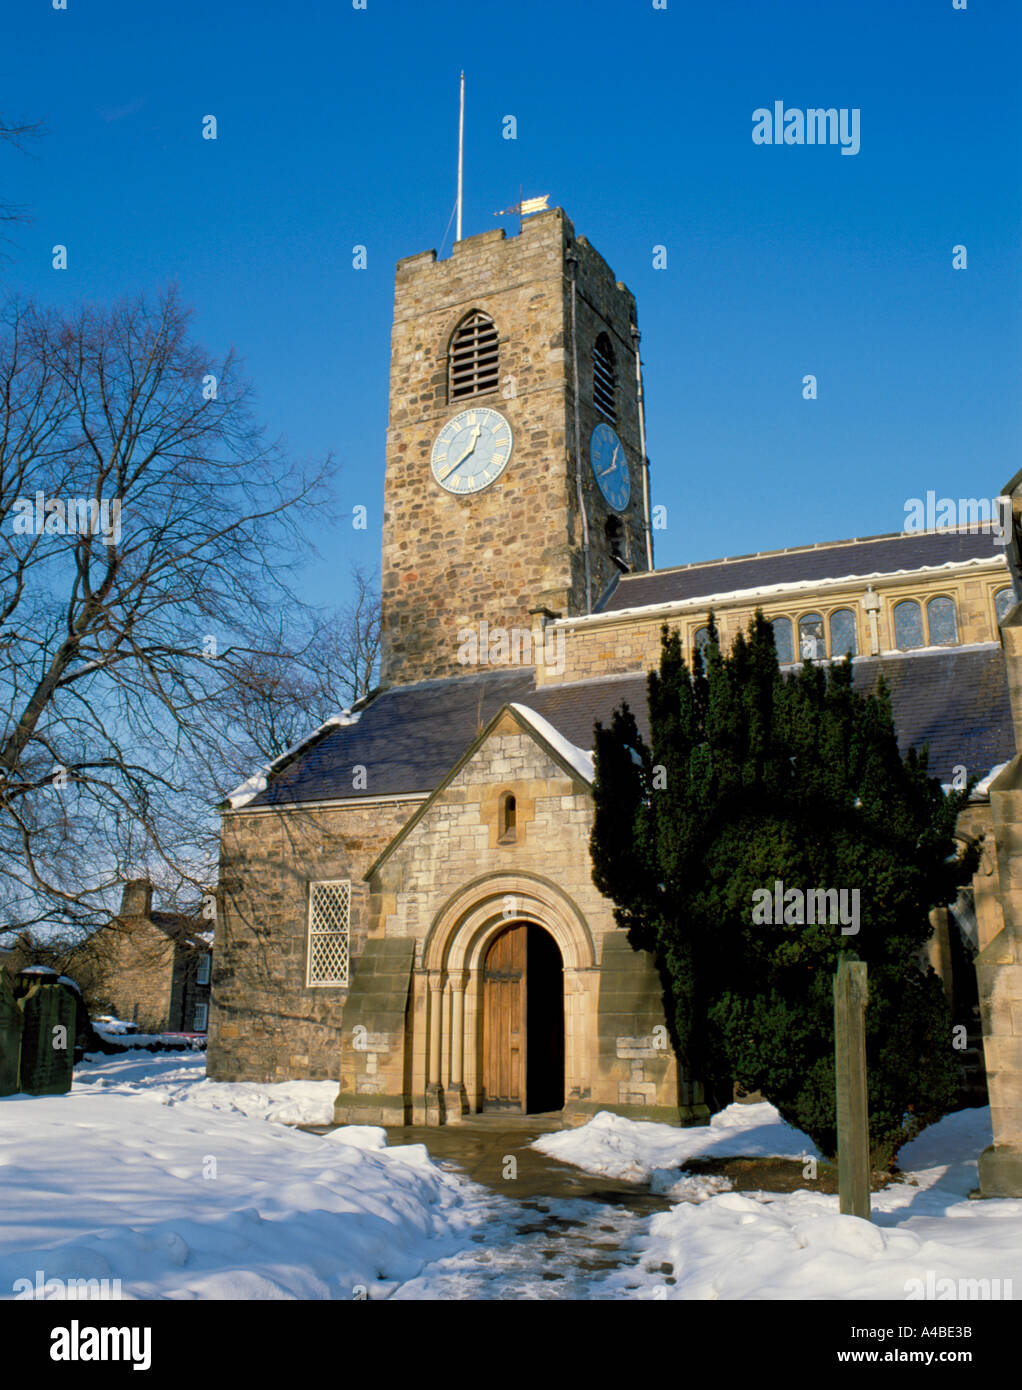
<box><xmin>834</xmin><ymin>956</ymin><xmax>871</xmax><ymax>1220</ymax></box>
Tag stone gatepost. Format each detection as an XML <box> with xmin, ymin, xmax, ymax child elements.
<box><xmin>978</xmin><ymin>601</ymin><xmax>1022</xmax><ymax>1197</ymax></box>
<box><xmin>0</xmin><ymin>973</ymin><xmax>22</xmax><ymax>1096</ymax></box>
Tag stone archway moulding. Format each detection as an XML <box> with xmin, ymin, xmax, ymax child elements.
<box><xmin>423</xmin><ymin>870</ymin><xmax>596</xmax><ymax>975</ymax></box>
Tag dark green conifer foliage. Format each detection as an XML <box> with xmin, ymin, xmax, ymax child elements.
<box><xmin>590</xmin><ymin>612</ymin><xmax>973</xmax><ymax>1167</ymax></box>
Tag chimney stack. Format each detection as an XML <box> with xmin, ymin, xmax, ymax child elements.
<box><xmin>120</xmin><ymin>879</ymin><xmax>153</xmax><ymax>919</ymax></box>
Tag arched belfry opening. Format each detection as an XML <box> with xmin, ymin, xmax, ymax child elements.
<box><xmin>604</xmin><ymin>514</ymin><xmax>629</xmax><ymax>572</ymax></box>
<box><xmin>448</xmin><ymin>310</ymin><xmax>499</xmax><ymax>402</ymax></box>
<box><xmin>592</xmin><ymin>331</ymin><xmax>617</xmax><ymax>424</ymax></box>
<box><xmin>481</xmin><ymin>922</ymin><xmax>564</xmax><ymax>1114</ymax></box>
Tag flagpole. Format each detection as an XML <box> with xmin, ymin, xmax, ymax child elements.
<box><xmin>456</xmin><ymin>71</ymin><xmax>465</xmax><ymax>242</ymax></box>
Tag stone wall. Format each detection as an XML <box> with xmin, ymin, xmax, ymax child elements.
<box><xmin>978</xmin><ymin>602</ymin><xmax>1022</xmax><ymax>1195</ymax></box>
<box><xmin>208</xmin><ymin>797</ymin><xmax>422</xmax><ymax>1082</ymax></box>
<box><xmin>380</xmin><ymin>208</ymin><xmax>650</xmax><ymax>686</ymax></box>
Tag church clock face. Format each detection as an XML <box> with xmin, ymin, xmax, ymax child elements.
<box><xmin>590</xmin><ymin>422</ymin><xmax>630</xmax><ymax>512</ymax></box>
<box><xmin>430</xmin><ymin>407</ymin><xmax>513</xmax><ymax>495</ymax></box>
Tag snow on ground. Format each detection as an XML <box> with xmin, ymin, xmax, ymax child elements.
<box><xmin>0</xmin><ymin>1052</ymin><xmax>498</xmax><ymax>1300</ymax></box>
<box><xmin>534</xmin><ymin>1101</ymin><xmax>819</xmax><ymax>1187</ymax></box>
<box><xmin>77</xmin><ymin>1050</ymin><xmax>339</xmax><ymax>1125</ymax></box>
<box><xmin>537</xmin><ymin>1103</ymin><xmax>1022</xmax><ymax>1300</ymax></box>
<box><xmin>5</xmin><ymin>1054</ymin><xmax>1021</xmax><ymax>1301</ymax></box>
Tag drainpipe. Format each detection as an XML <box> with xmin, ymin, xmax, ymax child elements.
<box><xmin>632</xmin><ymin>323</ymin><xmax>654</xmax><ymax>571</ymax></box>
<box><xmin>567</xmin><ymin>244</ymin><xmax>593</xmax><ymax>614</ymax></box>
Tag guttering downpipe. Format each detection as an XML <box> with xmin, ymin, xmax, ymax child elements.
<box><xmin>632</xmin><ymin>322</ymin><xmax>654</xmax><ymax>571</ymax></box>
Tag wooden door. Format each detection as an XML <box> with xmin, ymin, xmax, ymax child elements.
<box><xmin>482</xmin><ymin>923</ymin><xmax>526</xmax><ymax>1110</ymax></box>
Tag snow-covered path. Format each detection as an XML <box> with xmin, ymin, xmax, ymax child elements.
<box><xmin>389</xmin><ymin>1193</ymin><xmax>661</xmax><ymax>1299</ymax></box>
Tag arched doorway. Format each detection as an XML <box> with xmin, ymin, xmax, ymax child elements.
<box><xmin>481</xmin><ymin>922</ymin><xmax>564</xmax><ymax>1113</ymax></box>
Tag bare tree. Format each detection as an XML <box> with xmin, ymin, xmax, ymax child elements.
<box><xmin>0</xmin><ymin>116</ymin><xmax>45</xmax><ymax>244</ymax></box>
<box><xmin>0</xmin><ymin>285</ymin><xmax>334</xmax><ymax>934</ymax></box>
<box><xmin>214</xmin><ymin>565</ymin><xmax>381</xmax><ymax>768</ymax></box>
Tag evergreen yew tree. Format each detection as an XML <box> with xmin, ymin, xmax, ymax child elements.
<box><xmin>590</xmin><ymin>612</ymin><xmax>973</xmax><ymax>1169</ymax></box>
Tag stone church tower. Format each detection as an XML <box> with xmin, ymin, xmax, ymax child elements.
<box><xmin>380</xmin><ymin>207</ymin><xmax>653</xmax><ymax>685</ymax></box>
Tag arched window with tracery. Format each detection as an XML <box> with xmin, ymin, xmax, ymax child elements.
<box><xmin>893</xmin><ymin>600</ymin><xmax>924</xmax><ymax>650</ymax></box>
<box><xmin>798</xmin><ymin>613</ymin><xmax>825</xmax><ymax>661</ymax></box>
<box><xmin>448</xmin><ymin>311</ymin><xmax>499</xmax><ymax>401</ymax></box>
<box><xmin>995</xmin><ymin>587</ymin><xmax>1014</xmax><ymax>625</ymax></box>
<box><xmin>829</xmin><ymin>609</ymin><xmax>858</xmax><ymax>658</ymax></box>
<box><xmin>771</xmin><ymin>616</ymin><xmax>794</xmax><ymax>664</ymax></box>
<box><xmin>926</xmin><ymin>595</ymin><xmax>958</xmax><ymax>646</ymax></box>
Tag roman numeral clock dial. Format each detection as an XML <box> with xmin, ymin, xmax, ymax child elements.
<box><xmin>590</xmin><ymin>421</ymin><xmax>631</xmax><ymax>513</ymax></box>
<box><xmin>431</xmin><ymin>407</ymin><xmax>513</xmax><ymax>494</ymax></box>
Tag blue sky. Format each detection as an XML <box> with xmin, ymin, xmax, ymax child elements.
<box><xmin>2</xmin><ymin>0</ymin><xmax>1019</xmax><ymax>605</ymax></box>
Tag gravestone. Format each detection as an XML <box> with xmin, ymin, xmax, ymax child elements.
<box><xmin>834</xmin><ymin>955</ymin><xmax>871</xmax><ymax>1220</ymax></box>
<box><xmin>18</xmin><ymin>981</ymin><xmax>76</xmax><ymax>1095</ymax></box>
<box><xmin>0</xmin><ymin>972</ymin><xmax>21</xmax><ymax>1096</ymax></box>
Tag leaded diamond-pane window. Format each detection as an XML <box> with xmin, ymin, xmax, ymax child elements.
<box><xmin>995</xmin><ymin>587</ymin><xmax>1014</xmax><ymax>624</ymax></box>
<box><xmin>829</xmin><ymin>609</ymin><xmax>858</xmax><ymax>658</ymax></box>
<box><xmin>893</xmin><ymin>600</ymin><xmax>924</xmax><ymax>650</ymax></box>
<box><xmin>926</xmin><ymin>595</ymin><xmax>958</xmax><ymax>647</ymax></box>
<box><xmin>307</xmin><ymin>881</ymin><xmax>350</xmax><ymax>986</ymax></box>
<box><xmin>448</xmin><ymin>312</ymin><xmax>499</xmax><ymax>401</ymax></box>
<box><xmin>798</xmin><ymin>613</ymin><xmax>825</xmax><ymax>661</ymax></box>
<box><xmin>772</xmin><ymin>616</ymin><xmax>794</xmax><ymax>664</ymax></box>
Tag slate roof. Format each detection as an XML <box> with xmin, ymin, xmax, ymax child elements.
<box><xmin>598</xmin><ymin>529</ymin><xmax>1007</xmax><ymax>614</ymax></box>
<box><xmin>846</xmin><ymin>646</ymin><xmax>1012</xmax><ymax>784</ymax></box>
<box><xmin>248</xmin><ymin>669</ymin><xmax>535</xmax><ymax>808</ymax></box>
<box><xmin>148</xmin><ymin>912</ymin><xmax>208</xmax><ymax>951</ymax></box>
<box><xmin>241</xmin><ymin>645</ymin><xmax>1014</xmax><ymax>809</ymax></box>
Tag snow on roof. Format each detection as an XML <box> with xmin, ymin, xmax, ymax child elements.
<box><xmin>945</xmin><ymin>761</ymin><xmax>1011</xmax><ymax>798</ymax></box>
<box><xmin>224</xmin><ymin>710</ymin><xmax>362</xmax><ymax>810</ymax></box>
<box><xmin>510</xmin><ymin>703</ymin><xmax>594</xmax><ymax>783</ymax></box>
<box><xmin>564</xmin><ymin>555</ymin><xmax>1007</xmax><ymax>629</ymax></box>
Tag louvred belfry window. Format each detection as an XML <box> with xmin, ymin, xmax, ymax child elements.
<box><xmin>306</xmin><ymin>881</ymin><xmax>350</xmax><ymax>986</ymax></box>
<box><xmin>592</xmin><ymin>332</ymin><xmax>617</xmax><ymax>424</ymax></box>
<box><xmin>448</xmin><ymin>311</ymin><xmax>499</xmax><ymax>400</ymax></box>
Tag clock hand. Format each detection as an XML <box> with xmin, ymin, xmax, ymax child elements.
<box><xmin>439</xmin><ymin>426</ymin><xmax>482</xmax><ymax>481</ymax></box>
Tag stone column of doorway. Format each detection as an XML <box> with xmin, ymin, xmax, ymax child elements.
<box><xmin>425</xmin><ymin>971</ymin><xmax>445</xmax><ymax>1127</ymax></box>
<box><xmin>445</xmin><ymin>971</ymin><xmax>468</xmax><ymax>1123</ymax></box>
